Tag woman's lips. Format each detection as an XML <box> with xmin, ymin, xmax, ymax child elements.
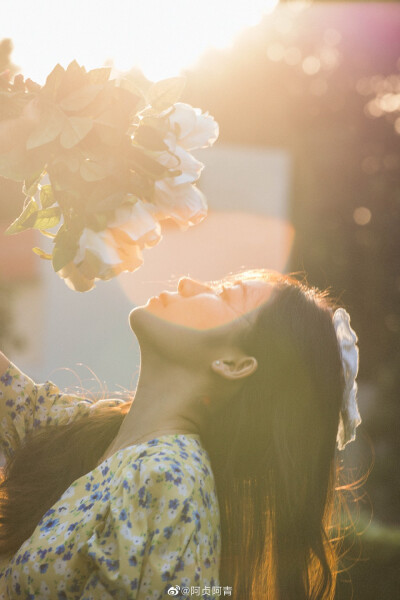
<box><xmin>148</xmin><ymin>291</ymin><xmax>180</xmax><ymax>307</ymax></box>
<box><xmin>158</xmin><ymin>292</ymin><xmax>169</xmax><ymax>306</ymax></box>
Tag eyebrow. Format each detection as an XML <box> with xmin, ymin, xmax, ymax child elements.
<box><xmin>233</xmin><ymin>279</ymin><xmax>247</xmax><ymax>298</ymax></box>
<box><xmin>240</xmin><ymin>280</ymin><xmax>247</xmax><ymax>300</ymax></box>
<box><xmin>223</xmin><ymin>280</ymin><xmax>247</xmax><ymax>306</ymax></box>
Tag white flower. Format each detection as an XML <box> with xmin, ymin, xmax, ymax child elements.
<box><xmin>58</xmin><ymin>200</ymin><xmax>161</xmax><ymax>291</ymax></box>
<box><xmin>120</xmin><ymin>522</ymin><xmax>135</xmax><ymax>541</ymax></box>
<box><xmin>167</xmin><ymin>103</ymin><xmax>219</xmax><ymax>151</ymax></box>
<box><xmin>54</xmin><ymin>559</ymin><xmax>69</xmax><ymax>575</ymax></box>
<box><xmin>109</xmin><ymin>200</ymin><xmax>161</xmax><ymax>249</ymax></box>
<box><xmin>157</xmin><ymin>142</ymin><xmax>204</xmax><ymax>185</ymax></box>
<box><xmin>11</xmin><ymin>379</ymin><xmax>24</xmax><ymax>393</ymax></box>
<box><xmin>150</xmin><ymin>181</ymin><xmax>207</xmax><ymax>230</ymax></box>
<box><xmin>333</xmin><ymin>308</ymin><xmax>362</xmax><ymax>450</ymax></box>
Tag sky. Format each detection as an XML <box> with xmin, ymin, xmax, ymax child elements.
<box><xmin>1</xmin><ymin>0</ymin><xmax>278</xmax><ymax>83</ymax></box>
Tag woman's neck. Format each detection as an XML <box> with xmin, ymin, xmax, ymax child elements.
<box><xmin>96</xmin><ymin>360</ymin><xmax>208</xmax><ymax>465</ymax></box>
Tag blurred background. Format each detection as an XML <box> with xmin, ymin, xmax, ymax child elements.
<box><xmin>1</xmin><ymin>1</ymin><xmax>399</xmax><ymax>597</ymax></box>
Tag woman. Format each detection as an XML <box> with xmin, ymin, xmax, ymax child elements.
<box><xmin>0</xmin><ymin>269</ymin><xmax>360</xmax><ymax>599</ymax></box>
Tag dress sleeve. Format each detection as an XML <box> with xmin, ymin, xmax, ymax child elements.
<box><xmin>0</xmin><ymin>361</ymin><xmax>126</xmax><ymax>461</ymax></box>
<box><xmin>80</xmin><ymin>454</ymin><xmax>221</xmax><ymax>600</ymax></box>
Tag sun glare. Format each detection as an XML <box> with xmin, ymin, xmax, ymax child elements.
<box><xmin>1</xmin><ymin>0</ymin><xmax>278</xmax><ymax>83</ymax></box>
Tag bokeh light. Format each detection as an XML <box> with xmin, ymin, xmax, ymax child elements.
<box><xmin>353</xmin><ymin>207</ymin><xmax>372</xmax><ymax>226</ymax></box>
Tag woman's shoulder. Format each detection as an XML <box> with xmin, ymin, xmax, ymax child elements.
<box><xmin>102</xmin><ymin>433</ymin><xmax>215</xmax><ymax>499</ymax></box>
<box><xmin>120</xmin><ymin>433</ymin><xmax>211</xmax><ymax>474</ymax></box>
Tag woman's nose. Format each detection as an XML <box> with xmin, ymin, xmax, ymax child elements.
<box><xmin>177</xmin><ymin>277</ymin><xmax>210</xmax><ymax>296</ymax></box>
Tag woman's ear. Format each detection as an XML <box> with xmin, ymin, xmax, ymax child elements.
<box><xmin>211</xmin><ymin>356</ymin><xmax>258</xmax><ymax>380</ymax></box>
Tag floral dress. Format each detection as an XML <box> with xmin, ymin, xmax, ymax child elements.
<box><xmin>0</xmin><ymin>362</ymin><xmax>223</xmax><ymax>599</ymax></box>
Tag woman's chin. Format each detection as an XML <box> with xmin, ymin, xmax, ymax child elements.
<box><xmin>129</xmin><ymin>301</ymin><xmax>162</xmax><ymax>331</ymax></box>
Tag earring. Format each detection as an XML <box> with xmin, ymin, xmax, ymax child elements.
<box><xmin>215</xmin><ymin>360</ymin><xmax>220</xmax><ymax>365</ymax></box>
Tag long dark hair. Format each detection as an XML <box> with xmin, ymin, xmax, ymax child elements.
<box><xmin>0</xmin><ymin>271</ymin><xmax>346</xmax><ymax>599</ymax></box>
<box><xmin>201</xmin><ymin>271</ymin><xmax>345</xmax><ymax>599</ymax></box>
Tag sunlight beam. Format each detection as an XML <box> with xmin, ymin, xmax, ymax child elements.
<box><xmin>1</xmin><ymin>0</ymin><xmax>279</xmax><ymax>82</ymax></box>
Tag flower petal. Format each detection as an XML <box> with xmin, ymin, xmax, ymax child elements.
<box><xmin>74</xmin><ymin>228</ymin><xmax>124</xmax><ymax>279</ymax></box>
<box><xmin>168</xmin><ymin>103</ymin><xmax>219</xmax><ymax>150</ymax></box>
<box><xmin>151</xmin><ymin>181</ymin><xmax>208</xmax><ymax>230</ymax></box>
<box><xmin>157</xmin><ymin>145</ymin><xmax>204</xmax><ymax>185</ymax></box>
<box><xmin>109</xmin><ymin>200</ymin><xmax>162</xmax><ymax>249</ymax></box>
<box><xmin>58</xmin><ymin>262</ymin><xmax>95</xmax><ymax>292</ymax></box>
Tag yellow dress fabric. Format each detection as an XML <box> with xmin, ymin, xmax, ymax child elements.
<box><xmin>0</xmin><ymin>362</ymin><xmax>222</xmax><ymax>599</ymax></box>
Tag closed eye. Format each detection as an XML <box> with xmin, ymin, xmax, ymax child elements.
<box><xmin>219</xmin><ymin>285</ymin><xmax>232</xmax><ymax>301</ymax></box>
<box><xmin>219</xmin><ymin>282</ymin><xmax>245</xmax><ymax>303</ymax></box>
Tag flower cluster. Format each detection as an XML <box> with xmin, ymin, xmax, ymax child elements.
<box><xmin>0</xmin><ymin>62</ymin><xmax>218</xmax><ymax>291</ymax></box>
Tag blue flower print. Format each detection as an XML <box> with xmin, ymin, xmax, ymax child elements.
<box><xmin>138</xmin><ymin>485</ymin><xmax>152</xmax><ymax>509</ymax></box>
<box><xmin>163</xmin><ymin>526</ymin><xmax>173</xmax><ymax>540</ymax></box>
<box><xmin>40</xmin><ymin>517</ymin><xmax>60</xmax><ymax>532</ymax></box>
<box><xmin>0</xmin><ymin>372</ymin><xmax>12</xmax><ymax>386</ymax></box>
<box><xmin>130</xmin><ymin>578</ymin><xmax>138</xmax><ymax>590</ymax></box>
<box><xmin>129</xmin><ymin>555</ymin><xmax>137</xmax><ymax>567</ymax></box>
<box><xmin>105</xmin><ymin>559</ymin><xmax>119</xmax><ymax>572</ymax></box>
<box><xmin>63</xmin><ymin>551</ymin><xmax>72</xmax><ymax>561</ymax></box>
<box><xmin>193</xmin><ymin>510</ymin><xmax>201</xmax><ymax>531</ymax></box>
<box><xmin>90</xmin><ymin>491</ymin><xmax>103</xmax><ymax>501</ymax></box>
<box><xmin>175</xmin><ymin>557</ymin><xmax>185</xmax><ymax>572</ymax></box>
<box><xmin>169</xmin><ymin>498</ymin><xmax>180</xmax><ymax>510</ymax></box>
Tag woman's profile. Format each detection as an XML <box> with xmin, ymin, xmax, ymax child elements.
<box><xmin>0</xmin><ymin>269</ymin><xmax>360</xmax><ymax>599</ymax></box>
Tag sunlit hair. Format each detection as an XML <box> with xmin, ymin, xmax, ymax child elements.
<box><xmin>0</xmin><ymin>269</ymin><xmax>349</xmax><ymax>600</ymax></box>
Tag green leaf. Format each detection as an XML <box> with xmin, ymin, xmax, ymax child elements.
<box><xmin>32</xmin><ymin>207</ymin><xmax>61</xmax><ymax>230</ymax></box>
<box><xmin>0</xmin><ymin>147</ymin><xmax>46</xmax><ymax>182</ymax></box>
<box><xmin>23</xmin><ymin>170</ymin><xmax>45</xmax><ymax>196</ymax></box>
<box><xmin>119</xmin><ymin>78</ymin><xmax>146</xmax><ymax>111</ymax></box>
<box><xmin>87</xmin><ymin>67</ymin><xmax>112</xmax><ymax>84</ymax></box>
<box><xmin>59</xmin><ymin>84</ymin><xmax>103</xmax><ymax>112</ymax></box>
<box><xmin>148</xmin><ymin>77</ymin><xmax>186</xmax><ymax>111</ymax></box>
<box><xmin>134</xmin><ymin>124</ymin><xmax>168</xmax><ymax>151</ymax></box>
<box><xmin>66</xmin><ymin>60</ymin><xmax>86</xmax><ymax>76</ymax></box>
<box><xmin>33</xmin><ymin>247</ymin><xmax>52</xmax><ymax>259</ymax></box>
<box><xmin>80</xmin><ymin>159</ymin><xmax>108</xmax><ymax>182</ymax></box>
<box><xmin>52</xmin><ymin>226</ymin><xmax>80</xmax><ymax>272</ymax></box>
<box><xmin>59</xmin><ymin>116</ymin><xmax>93</xmax><ymax>149</ymax></box>
<box><xmin>52</xmin><ymin>150</ymin><xmax>80</xmax><ymax>173</ymax></box>
<box><xmin>94</xmin><ymin>107</ymin><xmax>122</xmax><ymax>128</ymax></box>
<box><xmin>42</xmin><ymin>64</ymin><xmax>65</xmax><ymax>99</ymax></box>
<box><xmin>5</xmin><ymin>198</ymin><xmax>39</xmax><ymax>234</ymax></box>
<box><xmin>87</xmin><ymin>192</ymin><xmax>125</xmax><ymax>213</ymax></box>
<box><xmin>40</xmin><ymin>184</ymin><xmax>55</xmax><ymax>208</ymax></box>
<box><xmin>129</xmin><ymin>144</ymin><xmax>170</xmax><ymax>179</ymax></box>
<box><xmin>87</xmin><ymin>213</ymin><xmax>108</xmax><ymax>231</ymax></box>
<box><xmin>26</xmin><ymin>101</ymin><xmax>65</xmax><ymax>150</ymax></box>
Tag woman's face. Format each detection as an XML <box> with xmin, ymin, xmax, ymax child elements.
<box><xmin>130</xmin><ymin>275</ymin><xmax>273</xmax><ymax>331</ymax></box>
